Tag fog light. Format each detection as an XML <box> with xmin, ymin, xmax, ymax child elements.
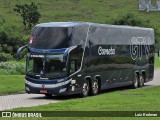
<box><xmin>72</xmin><ymin>86</ymin><xmax>75</xmax><ymax>91</ymax></box>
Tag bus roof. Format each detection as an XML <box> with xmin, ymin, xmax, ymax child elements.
<box><xmin>35</xmin><ymin>22</ymin><xmax>88</xmax><ymax>27</ymax></box>
<box><xmin>35</xmin><ymin>21</ymin><xmax>153</xmax><ymax>31</ymax></box>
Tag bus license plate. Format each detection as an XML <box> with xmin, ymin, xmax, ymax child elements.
<box><xmin>40</xmin><ymin>90</ymin><xmax>47</xmax><ymax>94</ymax></box>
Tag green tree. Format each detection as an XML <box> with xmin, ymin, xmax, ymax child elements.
<box><xmin>0</xmin><ymin>31</ymin><xmax>8</xmax><ymax>44</ymax></box>
<box><xmin>13</xmin><ymin>2</ymin><xmax>41</xmax><ymax>30</ymax></box>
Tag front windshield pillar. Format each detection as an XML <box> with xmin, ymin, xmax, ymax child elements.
<box><xmin>68</xmin><ymin>48</ymin><xmax>83</xmax><ymax>75</ymax></box>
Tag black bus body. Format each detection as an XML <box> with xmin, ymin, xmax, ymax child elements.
<box><xmin>18</xmin><ymin>22</ymin><xmax>155</xmax><ymax>97</ymax></box>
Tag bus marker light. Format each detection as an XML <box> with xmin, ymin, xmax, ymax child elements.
<box><xmin>78</xmin><ymin>74</ymin><xmax>81</xmax><ymax>77</ymax></box>
<box><xmin>29</xmin><ymin>36</ymin><xmax>34</xmax><ymax>44</ymax></box>
<box><xmin>72</xmin><ymin>86</ymin><xmax>75</xmax><ymax>91</ymax></box>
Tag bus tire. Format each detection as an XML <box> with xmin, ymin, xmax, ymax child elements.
<box><xmin>132</xmin><ymin>74</ymin><xmax>138</xmax><ymax>89</ymax></box>
<box><xmin>138</xmin><ymin>75</ymin><xmax>144</xmax><ymax>87</ymax></box>
<box><xmin>80</xmin><ymin>80</ymin><xmax>89</xmax><ymax>97</ymax></box>
<box><xmin>90</xmin><ymin>79</ymin><xmax>99</xmax><ymax>96</ymax></box>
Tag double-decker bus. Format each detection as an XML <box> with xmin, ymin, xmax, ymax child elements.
<box><xmin>17</xmin><ymin>22</ymin><xmax>155</xmax><ymax>97</ymax></box>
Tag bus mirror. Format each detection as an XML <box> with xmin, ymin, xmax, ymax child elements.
<box><xmin>17</xmin><ymin>45</ymin><xmax>28</xmax><ymax>60</ymax></box>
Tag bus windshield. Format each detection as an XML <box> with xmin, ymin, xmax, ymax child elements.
<box><xmin>26</xmin><ymin>53</ymin><xmax>67</xmax><ymax>79</ymax></box>
<box><xmin>30</xmin><ymin>27</ymin><xmax>72</xmax><ymax>49</ymax></box>
<box><xmin>29</xmin><ymin>26</ymin><xmax>88</xmax><ymax>49</ymax></box>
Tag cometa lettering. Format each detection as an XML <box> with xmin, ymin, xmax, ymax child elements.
<box><xmin>98</xmin><ymin>46</ymin><xmax>115</xmax><ymax>55</ymax></box>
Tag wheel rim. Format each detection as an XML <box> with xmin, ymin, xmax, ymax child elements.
<box><xmin>83</xmin><ymin>82</ymin><xmax>89</xmax><ymax>96</ymax></box>
<box><xmin>134</xmin><ymin>75</ymin><xmax>138</xmax><ymax>88</ymax></box>
<box><xmin>140</xmin><ymin>76</ymin><xmax>144</xmax><ymax>86</ymax></box>
<box><xmin>93</xmin><ymin>80</ymin><xmax>98</xmax><ymax>94</ymax></box>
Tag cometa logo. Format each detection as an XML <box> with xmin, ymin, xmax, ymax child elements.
<box><xmin>98</xmin><ymin>46</ymin><xmax>115</xmax><ymax>56</ymax></box>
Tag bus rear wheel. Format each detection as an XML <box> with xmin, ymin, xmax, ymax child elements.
<box><xmin>90</xmin><ymin>79</ymin><xmax>99</xmax><ymax>96</ymax></box>
<box><xmin>132</xmin><ymin>74</ymin><xmax>138</xmax><ymax>89</ymax></box>
<box><xmin>80</xmin><ymin>80</ymin><xmax>89</xmax><ymax>97</ymax></box>
<box><xmin>138</xmin><ymin>75</ymin><xmax>144</xmax><ymax>87</ymax></box>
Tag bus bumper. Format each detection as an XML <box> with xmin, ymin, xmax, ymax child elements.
<box><xmin>25</xmin><ymin>79</ymin><xmax>71</xmax><ymax>95</ymax></box>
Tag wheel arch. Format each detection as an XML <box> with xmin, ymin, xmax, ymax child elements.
<box><xmin>135</xmin><ymin>71</ymin><xmax>140</xmax><ymax>79</ymax></box>
<box><xmin>84</xmin><ymin>76</ymin><xmax>92</xmax><ymax>89</ymax></box>
<box><xmin>94</xmin><ymin>75</ymin><xmax>101</xmax><ymax>90</ymax></box>
<box><xmin>141</xmin><ymin>70</ymin><xmax>146</xmax><ymax>83</ymax></box>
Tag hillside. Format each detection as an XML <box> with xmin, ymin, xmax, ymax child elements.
<box><xmin>0</xmin><ymin>0</ymin><xmax>160</xmax><ymax>43</ymax></box>
<box><xmin>0</xmin><ymin>0</ymin><xmax>160</xmax><ymax>25</ymax></box>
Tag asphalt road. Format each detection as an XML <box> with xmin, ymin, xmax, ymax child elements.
<box><xmin>0</xmin><ymin>69</ymin><xmax>160</xmax><ymax>111</ymax></box>
<box><xmin>145</xmin><ymin>68</ymin><xmax>160</xmax><ymax>86</ymax></box>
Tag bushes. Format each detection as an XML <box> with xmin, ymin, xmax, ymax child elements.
<box><xmin>111</xmin><ymin>13</ymin><xmax>149</xmax><ymax>27</ymax></box>
<box><xmin>0</xmin><ymin>44</ymin><xmax>14</xmax><ymax>62</ymax></box>
<box><xmin>0</xmin><ymin>61</ymin><xmax>25</xmax><ymax>75</ymax></box>
<box><xmin>0</xmin><ymin>32</ymin><xmax>25</xmax><ymax>54</ymax></box>
<box><xmin>0</xmin><ymin>23</ymin><xmax>28</xmax><ymax>75</ymax></box>
<box><xmin>0</xmin><ymin>31</ymin><xmax>8</xmax><ymax>44</ymax></box>
<box><xmin>0</xmin><ymin>23</ymin><xmax>29</xmax><ymax>55</ymax></box>
<box><xmin>0</xmin><ymin>52</ymin><xmax>25</xmax><ymax>75</ymax></box>
<box><xmin>0</xmin><ymin>52</ymin><xmax>14</xmax><ymax>62</ymax></box>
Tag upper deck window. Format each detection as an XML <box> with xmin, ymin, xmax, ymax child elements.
<box><xmin>30</xmin><ymin>25</ymin><xmax>88</xmax><ymax>49</ymax></box>
<box><xmin>30</xmin><ymin>27</ymin><xmax>72</xmax><ymax>49</ymax></box>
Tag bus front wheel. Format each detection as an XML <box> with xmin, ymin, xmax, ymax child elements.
<box><xmin>90</xmin><ymin>79</ymin><xmax>99</xmax><ymax>96</ymax></box>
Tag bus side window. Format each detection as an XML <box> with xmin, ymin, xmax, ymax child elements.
<box><xmin>70</xmin><ymin>60</ymin><xmax>76</xmax><ymax>74</ymax></box>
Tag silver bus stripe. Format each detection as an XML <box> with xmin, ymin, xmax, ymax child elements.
<box><xmin>25</xmin><ymin>79</ymin><xmax>72</xmax><ymax>89</ymax></box>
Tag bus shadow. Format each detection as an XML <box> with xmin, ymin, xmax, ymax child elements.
<box><xmin>99</xmin><ymin>84</ymin><xmax>153</xmax><ymax>95</ymax></box>
<box><xmin>99</xmin><ymin>85</ymin><xmax>136</xmax><ymax>95</ymax></box>
<box><xmin>29</xmin><ymin>85</ymin><xmax>150</xmax><ymax>100</ymax></box>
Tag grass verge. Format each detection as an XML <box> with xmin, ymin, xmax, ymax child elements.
<box><xmin>155</xmin><ymin>53</ymin><xmax>160</xmax><ymax>68</ymax></box>
<box><xmin>12</xmin><ymin>86</ymin><xmax>160</xmax><ymax>111</ymax></box>
<box><xmin>0</xmin><ymin>75</ymin><xmax>24</xmax><ymax>95</ymax></box>
<box><xmin>3</xmin><ymin>86</ymin><xmax>159</xmax><ymax>119</ymax></box>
